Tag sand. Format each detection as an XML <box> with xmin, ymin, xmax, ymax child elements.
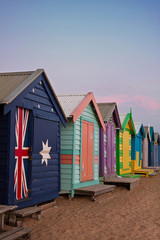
<box><xmin>23</xmin><ymin>173</ymin><xmax>160</xmax><ymax>240</ymax></box>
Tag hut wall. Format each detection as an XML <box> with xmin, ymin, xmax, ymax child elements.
<box><xmin>60</xmin><ymin>120</ymin><xmax>74</xmax><ymax>191</ymax></box>
<box><xmin>142</xmin><ymin>137</ymin><xmax>148</xmax><ymax>168</ymax></box>
<box><xmin>119</xmin><ymin>127</ymin><xmax>132</xmax><ymax>175</ymax></box>
<box><xmin>158</xmin><ymin>142</ymin><xmax>160</xmax><ymax>166</ymax></box>
<box><xmin>148</xmin><ymin>141</ymin><xmax>154</xmax><ymax>166</ymax></box>
<box><xmin>154</xmin><ymin>144</ymin><xmax>158</xmax><ymax>166</ymax></box>
<box><xmin>131</xmin><ymin>134</ymin><xmax>142</xmax><ymax>172</ymax></box>
<box><xmin>0</xmin><ymin>108</ymin><xmax>9</xmax><ymax>204</ymax></box>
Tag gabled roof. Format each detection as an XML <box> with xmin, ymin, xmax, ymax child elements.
<box><xmin>97</xmin><ymin>102</ymin><xmax>121</xmax><ymax>129</ymax></box>
<box><xmin>119</xmin><ymin>110</ymin><xmax>136</xmax><ymax>134</ymax></box>
<box><xmin>58</xmin><ymin>92</ymin><xmax>106</xmax><ymax>132</ymax></box>
<box><xmin>154</xmin><ymin>132</ymin><xmax>159</xmax><ymax>143</ymax></box>
<box><xmin>0</xmin><ymin>69</ymin><xmax>67</xmax><ymax>124</ymax></box>
<box><xmin>134</xmin><ymin>122</ymin><xmax>145</xmax><ymax>137</ymax></box>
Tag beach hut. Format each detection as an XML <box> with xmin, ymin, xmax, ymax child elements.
<box><xmin>116</xmin><ymin>109</ymin><xmax>136</xmax><ymax>176</ymax></box>
<box><xmin>58</xmin><ymin>93</ymin><xmax>106</xmax><ymax>197</ymax></box>
<box><xmin>97</xmin><ymin>103</ymin><xmax>121</xmax><ymax>177</ymax></box>
<box><xmin>154</xmin><ymin>133</ymin><xmax>159</xmax><ymax>166</ymax></box>
<box><xmin>148</xmin><ymin>126</ymin><xmax>155</xmax><ymax>166</ymax></box>
<box><xmin>0</xmin><ymin>69</ymin><xmax>66</xmax><ymax>208</ymax></box>
<box><xmin>131</xmin><ymin>122</ymin><xmax>145</xmax><ymax>172</ymax></box>
<box><xmin>142</xmin><ymin>126</ymin><xmax>150</xmax><ymax>168</ymax></box>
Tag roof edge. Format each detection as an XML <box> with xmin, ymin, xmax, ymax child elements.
<box><xmin>2</xmin><ymin>69</ymin><xmax>44</xmax><ymax>104</ymax></box>
<box><xmin>70</xmin><ymin>92</ymin><xmax>106</xmax><ymax>132</ymax></box>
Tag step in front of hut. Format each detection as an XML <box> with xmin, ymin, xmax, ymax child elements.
<box><xmin>74</xmin><ymin>184</ymin><xmax>116</xmax><ymax>201</ymax></box>
<box><xmin>133</xmin><ymin>168</ymin><xmax>154</xmax><ymax>177</ymax></box>
<box><xmin>104</xmin><ymin>176</ymin><xmax>139</xmax><ymax>190</ymax></box>
<box><xmin>142</xmin><ymin>166</ymin><xmax>160</xmax><ymax>172</ymax></box>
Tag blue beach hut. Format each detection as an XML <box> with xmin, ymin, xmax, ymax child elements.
<box><xmin>0</xmin><ymin>69</ymin><xmax>66</xmax><ymax>208</ymax></box>
<box><xmin>131</xmin><ymin>122</ymin><xmax>145</xmax><ymax>172</ymax></box>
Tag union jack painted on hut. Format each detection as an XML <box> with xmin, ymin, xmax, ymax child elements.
<box><xmin>0</xmin><ymin>69</ymin><xmax>66</xmax><ymax>208</ymax></box>
<box><xmin>14</xmin><ymin>107</ymin><xmax>29</xmax><ymax>200</ymax></box>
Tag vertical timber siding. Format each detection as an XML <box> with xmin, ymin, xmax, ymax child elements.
<box><xmin>61</xmin><ymin>120</ymin><xmax>74</xmax><ymax>191</ymax></box>
<box><xmin>0</xmin><ymin>108</ymin><xmax>9</xmax><ymax>204</ymax></box>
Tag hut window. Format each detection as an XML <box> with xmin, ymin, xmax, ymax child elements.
<box><xmin>32</xmin><ymin>88</ymin><xmax>35</xmax><ymax>93</ymax></box>
<box><xmin>38</xmin><ymin>104</ymin><xmax>40</xmax><ymax>109</ymax></box>
<box><xmin>104</xmin><ymin>166</ymin><xmax>107</xmax><ymax>174</ymax></box>
<box><xmin>51</xmin><ymin>108</ymin><xmax>53</xmax><ymax>112</ymax></box>
<box><xmin>110</xmin><ymin>116</ymin><xmax>112</xmax><ymax>122</ymax></box>
<box><xmin>104</xmin><ymin>133</ymin><xmax>107</xmax><ymax>142</ymax></box>
<box><xmin>40</xmin><ymin>81</ymin><xmax>42</xmax><ymax>85</ymax></box>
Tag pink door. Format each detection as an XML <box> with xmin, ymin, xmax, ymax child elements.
<box><xmin>81</xmin><ymin>121</ymin><xmax>94</xmax><ymax>182</ymax></box>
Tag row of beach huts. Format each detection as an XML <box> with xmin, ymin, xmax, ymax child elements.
<box><xmin>0</xmin><ymin>69</ymin><xmax>160</xmax><ymax>210</ymax></box>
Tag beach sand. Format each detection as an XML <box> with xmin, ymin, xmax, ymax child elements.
<box><xmin>23</xmin><ymin>173</ymin><xmax>160</xmax><ymax>240</ymax></box>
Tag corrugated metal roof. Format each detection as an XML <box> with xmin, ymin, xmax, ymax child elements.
<box><xmin>119</xmin><ymin>113</ymin><xmax>127</xmax><ymax>125</ymax></box>
<box><xmin>97</xmin><ymin>102</ymin><xmax>116</xmax><ymax>122</ymax></box>
<box><xmin>0</xmin><ymin>69</ymin><xmax>44</xmax><ymax>104</ymax></box>
<box><xmin>57</xmin><ymin>94</ymin><xmax>87</xmax><ymax>118</ymax></box>
<box><xmin>134</xmin><ymin>122</ymin><xmax>142</xmax><ymax>134</ymax></box>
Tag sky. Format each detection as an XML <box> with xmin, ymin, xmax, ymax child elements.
<box><xmin>0</xmin><ymin>0</ymin><xmax>160</xmax><ymax>132</ymax></box>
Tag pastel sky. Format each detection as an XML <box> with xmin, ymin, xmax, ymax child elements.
<box><xmin>0</xmin><ymin>0</ymin><xmax>160</xmax><ymax>132</ymax></box>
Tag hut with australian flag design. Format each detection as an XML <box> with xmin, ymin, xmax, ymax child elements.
<box><xmin>0</xmin><ymin>69</ymin><xmax>67</xmax><ymax>208</ymax></box>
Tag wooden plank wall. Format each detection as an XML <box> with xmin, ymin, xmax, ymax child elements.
<box><xmin>0</xmin><ymin>107</ymin><xmax>9</xmax><ymax>204</ymax></box>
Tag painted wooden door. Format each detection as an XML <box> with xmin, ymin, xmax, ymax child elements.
<box><xmin>32</xmin><ymin>116</ymin><xmax>59</xmax><ymax>197</ymax></box>
<box><xmin>81</xmin><ymin>121</ymin><xmax>94</xmax><ymax>182</ymax></box>
<box><xmin>14</xmin><ymin>107</ymin><xmax>31</xmax><ymax>201</ymax></box>
<box><xmin>106</xmin><ymin>124</ymin><xmax>116</xmax><ymax>175</ymax></box>
<box><xmin>123</xmin><ymin>131</ymin><xmax>130</xmax><ymax>169</ymax></box>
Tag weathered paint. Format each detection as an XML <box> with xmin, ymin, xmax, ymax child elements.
<box><xmin>60</xmin><ymin>100</ymin><xmax>101</xmax><ymax>196</ymax></box>
<box><xmin>0</xmin><ymin>71</ymin><xmax>66</xmax><ymax>208</ymax></box>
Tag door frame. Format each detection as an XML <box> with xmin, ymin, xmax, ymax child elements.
<box><xmin>80</xmin><ymin>116</ymin><xmax>95</xmax><ymax>182</ymax></box>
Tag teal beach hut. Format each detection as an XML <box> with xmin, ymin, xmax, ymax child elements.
<box><xmin>57</xmin><ymin>93</ymin><xmax>105</xmax><ymax>197</ymax></box>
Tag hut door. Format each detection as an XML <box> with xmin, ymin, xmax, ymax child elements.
<box><xmin>81</xmin><ymin>121</ymin><xmax>94</xmax><ymax>182</ymax></box>
<box><xmin>14</xmin><ymin>107</ymin><xmax>31</xmax><ymax>201</ymax></box>
<box><xmin>123</xmin><ymin>131</ymin><xmax>130</xmax><ymax>169</ymax></box>
<box><xmin>107</xmin><ymin>124</ymin><xmax>116</xmax><ymax>175</ymax></box>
